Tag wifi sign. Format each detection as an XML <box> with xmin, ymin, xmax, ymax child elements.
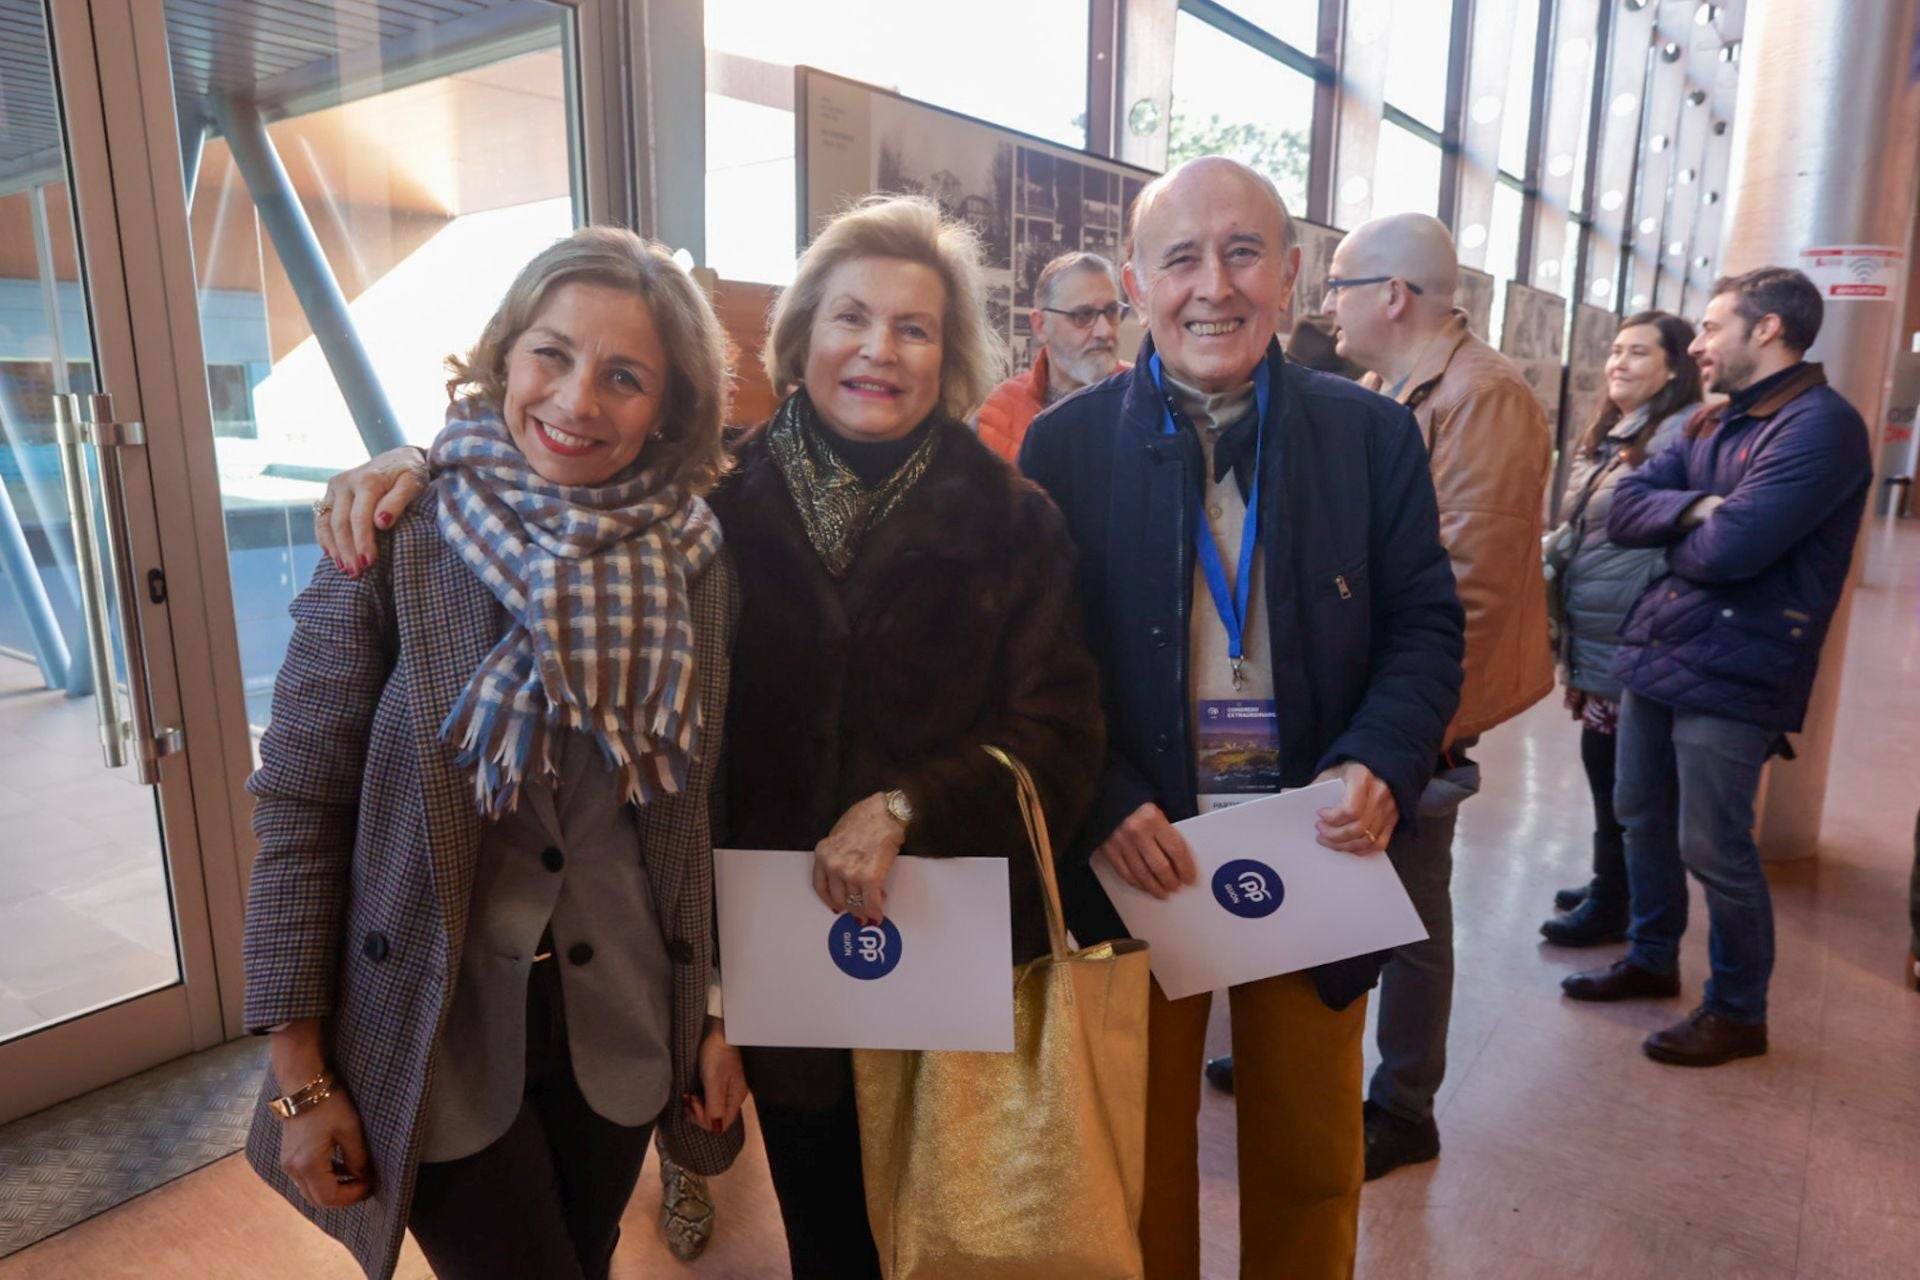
<box><xmin>1803</xmin><ymin>244</ymin><xmax>1900</xmax><ymax>301</ymax></box>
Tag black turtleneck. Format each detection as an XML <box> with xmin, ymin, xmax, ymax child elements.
<box><xmin>1726</xmin><ymin>361</ymin><xmax>1806</xmax><ymax>418</ymax></box>
<box><xmin>817</xmin><ymin>415</ymin><xmax>938</xmax><ymax>486</ymax></box>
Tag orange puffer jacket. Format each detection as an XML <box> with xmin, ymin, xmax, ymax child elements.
<box><xmin>975</xmin><ymin>352</ymin><xmax>1132</xmax><ymax>463</ymax></box>
<box><xmin>976</xmin><ymin>352</ymin><xmax>1055</xmax><ymax>463</ymax></box>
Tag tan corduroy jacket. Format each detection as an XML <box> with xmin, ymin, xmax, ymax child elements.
<box><xmin>1364</xmin><ymin>309</ymin><xmax>1554</xmax><ymax>744</ymax></box>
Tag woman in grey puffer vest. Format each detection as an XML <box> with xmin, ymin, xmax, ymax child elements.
<box><xmin>1542</xmin><ymin>311</ymin><xmax>1702</xmax><ymax>947</ymax></box>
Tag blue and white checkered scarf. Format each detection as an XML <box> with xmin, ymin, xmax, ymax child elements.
<box><xmin>430</xmin><ymin>399</ymin><xmax>721</xmax><ymax>817</ymax></box>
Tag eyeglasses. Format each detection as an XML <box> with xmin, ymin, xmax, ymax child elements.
<box><xmin>1322</xmin><ymin>276</ymin><xmax>1425</xmax><ymax>299</ymax></box>
<box><xmin>1040</xmin><ymin>302</ymin><xmax>1131</xmax><ymax>329</ymax></box>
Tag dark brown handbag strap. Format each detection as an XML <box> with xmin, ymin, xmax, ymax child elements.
<box><xmin>982</xmin><ymin>745</ymin><xmax>1073</xmax><ymax>963</ymax></box>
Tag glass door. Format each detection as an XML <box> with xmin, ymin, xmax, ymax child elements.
<box><xmin>150</xmin><ymin>0</ymin><xmax>587</xmax><ymax>738</ymax></box>
<box><xmin>0</xmin><ymin>0</ymin><xmax>223</xmax><ymax>1120</ymax></box>
<box><xmin>0</xmin><ymin>0</ymin><xmax>605</xmax><ymax>1121</ymax></box>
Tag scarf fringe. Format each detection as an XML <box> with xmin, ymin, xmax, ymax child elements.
<box><xmin>430</xmin><ymin>401</ymin><xmax>716</xmax><ymax>818</ymax></box>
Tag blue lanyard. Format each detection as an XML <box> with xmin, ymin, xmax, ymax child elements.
<box><xmin>1150</xmin><ymin>352</ymin><xmax>1270</xmax><ymax>688</ymax></box>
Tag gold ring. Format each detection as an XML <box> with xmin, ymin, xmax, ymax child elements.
<box><xmin>311</xmin><ymin>498</ymin><xmax>334</xmax><ymax>516</ymax></box>
<box><xmin>1362</xmin><ymin>827</ymin><xmax>1378</xmax><ymax>844</ymax></box>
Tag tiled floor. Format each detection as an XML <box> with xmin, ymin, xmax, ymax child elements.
<box><xmin>4</xmin><ymin>519</ymin><xmax>1918</xmax><ymax>1278</ymax></box>
<box><xmin>0</xmin><ymin>657</ymin><xmax>178</xmax><ymax>1043</ymax></box>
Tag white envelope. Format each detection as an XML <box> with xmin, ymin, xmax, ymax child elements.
<box><xmin>714</xmin><ymin>849</ymin><xmax>1015</xmax><ymax>1051</ymax></box>
<box><xmin>1092</xmin><ymin>781</ymin><xmax>1428</xmax><ymax>1000</ymax></box>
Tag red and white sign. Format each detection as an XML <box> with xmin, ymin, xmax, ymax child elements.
<box><xmin>1799</xmin><ymin>245</ymin><xmax>1904</xmax><ymax>301</ymax></box>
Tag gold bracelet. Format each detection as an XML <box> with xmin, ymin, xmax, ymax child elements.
<box><xmin>269</xmin><ymin>1070</ymin><xmax>337</xmax><ymax>1119</ymax></box>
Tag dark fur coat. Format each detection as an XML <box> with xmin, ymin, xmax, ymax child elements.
<box><xmin>709</xmin><ymin>413</ymin><xmax>1104</xmax><ymax>1108</ymax></box>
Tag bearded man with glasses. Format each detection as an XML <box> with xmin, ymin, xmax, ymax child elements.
<box><xmin>976</xmin><ymin>251</ymin><xmax>1131</xmax><ymax>461</ymax></box>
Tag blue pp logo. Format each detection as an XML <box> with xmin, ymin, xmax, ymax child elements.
<box><xmin>1212</xmin><ymin>859</ymin><xmax>1284</xmax><ymax>919</ymax></box>
<box><xmin>829</xmin><ymin>915</ymin><xmax>903</xmax><ymax>980</ymax></box>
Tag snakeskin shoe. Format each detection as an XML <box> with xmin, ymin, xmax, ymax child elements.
<box><xmin>657</xmin><ymin>1155</ymin><xmax>716</xmax><ymax>1261</ymax></box>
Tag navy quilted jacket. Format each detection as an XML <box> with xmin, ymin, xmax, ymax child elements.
<box><xmin>1607</xmin><ymin>363</ymin><xmax>1870</xmax><ymax>732</ymax></box>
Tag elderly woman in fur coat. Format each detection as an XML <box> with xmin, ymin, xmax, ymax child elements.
<box><xmin>313</xmin><ymin>196</ymin><xmax>1105</xmax><ymax>1279</ymax></box>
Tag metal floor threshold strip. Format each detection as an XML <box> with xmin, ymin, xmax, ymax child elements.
<box><xmin>0</xmin><ymin>1038</ymin><xmax>264</xmax><ymax>1257</ymax></box>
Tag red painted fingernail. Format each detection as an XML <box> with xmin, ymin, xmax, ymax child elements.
<box><xmin>712</xmin><ymin>1120</ymin><xmax>724</xmax><ymax>1133</ymax></box>
<box><xmin>358</xmin><ymin>555</ymin><xmax>371</xmax><ymax>571</ymax></box>
<box><xmin>376</xmin><ymin>512</ymin><xmax>393</xmax><ymax>528</ymax></box>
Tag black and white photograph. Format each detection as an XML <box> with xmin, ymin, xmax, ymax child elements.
<box><xmin>1563</xmin><ymin>302</ymin><xmax>1617</xmax><ymax>450</ymax></box>
<box><xmin>1499</xmin><ymin>280</ymin><xmax>1568</xmax><ymax>432</ymax></box>
<box><xmin>1455</xmin><ymin>266</ymin><xmax>1496</xmax><ymax>340</ymax></box>
<box><xmin>1013</xmin><ymin>148</ymin><xmax>1129</xmax><ymax>307</ymax></box>
<box><xmin>800</xmin><ymin>67</ymin><xmax>1155</xmax><ymax>370</ymax></box>
<box><xmin>1292</xmin><ymin>219</ymin><xmax>1345</xmax><ymax>325</ymax></box>
<box><xmin>870</xmin><ymin>92</ymin><xmax>1014</xmax><ymax>272</ymax></box>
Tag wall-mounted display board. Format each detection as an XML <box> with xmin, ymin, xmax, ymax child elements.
<box><xmin>1455</xmin><ymin>267</ymin><xmax>1495</xmax><ymax>340</ymax></box>
<box><xmin>1292</xmin><ymin>219</ymin><xmax>1345</xmax><ymax>327</ymax></box>
<box><xmin>1563</xmin><ymin>303</ymin><xmax>1618</xmax><ymax>449</ymax></box>
<box><xmin>1500</xmin><ymin>281</ymin><xmax>1568</xmax><ymax>434</ymax></box>
<box><xmin>797</xmin><ymin>67</ymin><xmax>1156</xmax><ymax>374</ymax></box>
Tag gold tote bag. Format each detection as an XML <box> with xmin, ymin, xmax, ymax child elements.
<box><xmin>853</xmin><ymin>746</ymin><xmax>1152</xmax><ymax>1280</ymax></box>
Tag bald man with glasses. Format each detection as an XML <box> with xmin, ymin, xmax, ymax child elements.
<box><xmin>976</xmin><ymin>251</ymin><xmax>1130</xmax><ymax>461</ymax></box>
<box><xmin>1321</xmin><ymin>211</ymin><xmax>1554</xmax><ymax>1180</ymax></box>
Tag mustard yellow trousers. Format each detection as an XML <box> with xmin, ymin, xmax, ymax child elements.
<box><xmin>1139</xmin><ymin>971</ymin><xmax>1367</xmax><ymax>1280</ymax></box>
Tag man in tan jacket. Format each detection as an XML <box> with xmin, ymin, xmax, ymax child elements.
<box><xmin>1323</xmin><ymin>212</ymin><xmax>1553</xmax><ymax>1178</ymax></box>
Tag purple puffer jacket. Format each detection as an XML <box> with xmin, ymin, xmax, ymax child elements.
<box><xmin>1607</xmin><ymin>363</ymin><xmax>1870</xmax><ymax>733</ymax></box>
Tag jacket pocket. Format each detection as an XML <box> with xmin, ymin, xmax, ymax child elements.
<box><xmin>1314</xmin><ymin>556</ymin><xmax>1369</xmax><ymax>601</ymax></box>
<box><xmin>1713</xmin><ymin>605</ymin><xmax>1810</xmax><ymax>688</ymax></box>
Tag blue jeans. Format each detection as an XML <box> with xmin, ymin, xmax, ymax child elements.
<box><xmin>1615</xmin><ymin>690</ymin><xmax>1777</xmax><ymax>1024</ymax></box>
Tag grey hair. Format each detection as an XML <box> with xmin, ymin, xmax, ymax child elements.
<box><xmin>1034</xmin><ymin>251</ymin><xmax>1121</xmax><ymax>310</ymax></box>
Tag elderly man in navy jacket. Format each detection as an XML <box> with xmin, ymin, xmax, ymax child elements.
<box><xmin>1020</xmin><ymin>157</ymin><xmax>1464</xmax><ymax>1280</ymax></box>
<box><xmin>1562</xmin><ymin>267</ymin><xmax>1870</xmax><ymax>1068</ymax></box>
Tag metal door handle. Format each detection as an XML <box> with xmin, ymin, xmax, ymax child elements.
<box><xmin>51</xmin><ymin>392</ymin><xmax>184</xmax><ymax>783</ymax></box>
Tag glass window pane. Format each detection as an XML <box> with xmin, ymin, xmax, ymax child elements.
<box><xmin>167</xmin><ymin>1</ymin><xmax>579</xmax><ymax>737</ymax></box>
<box><xmin>708</xmin><ymin>0</ymin><xmax>1088</xmax><ymax>148</ymax></box>
<box><xmin>1221</xmin><ymin>0</ymin><xmax>1322</xmax><ymax>53</ymax></box>
<box><xmin>1499</xmin><ymin>0</ymin><xmax>1541</xmax><ymax>175</ymax></box>
<box><xmin>1370</xmin><ymin>121</ymin><xmax>1442</xmax><ymax>219</ymax></box>
<box><xmin>2</xmin><ymin>9</ymin><xmax>179</xmax><ymax>1044</ymax></box>
<box><xmin>1383</xmin><ymin>0</ymin><xmax>1456</xmax><ymax>129</ymax></box>
<box><xmin>706</xmin><ymin>92</ymin><xmax>800</xmax><ymax>285</ymax></box>
<box><xmin>1169</xmin><ymin>11</ymin><xmax>1316</xmax><ymax>216</ymax></box>
<box><xmin>704</xmin><ymin>0</ymin><xmax>1091</xmax><ymax>283</ymax></box>
<box><xmin>1485</xmin><ymin>180</ymin><xmax>1525</xmax><ymax>346</ymax></box>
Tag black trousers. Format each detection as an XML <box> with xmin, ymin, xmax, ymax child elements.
<box><xmin>1581</xmin><ymin>725</ymin><xmax>1629</xmax><ymax>904</ymax></box>
<box><xmin>409</xmin><ymin>960</ymin><xmax>655</xmax><ymax>1280</ymax></box>
<box><xmin>751</xmin><ymin>1050</ymin><xmax>883</xmax><ymax>1280</ymax></box>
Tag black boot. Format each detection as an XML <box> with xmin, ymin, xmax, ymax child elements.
<box><xmin>1553</xmin><ymin>882</ymin><xmax>1590</xmax><ymax>912</ymax></box>
<box><xmin>1540</xmin><ymin>894</ymin><xmax>1629</xmax><ymax>946</ymax></box>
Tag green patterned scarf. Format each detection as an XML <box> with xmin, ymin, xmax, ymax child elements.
<box><xmin>767</xmin><ymin>390</ymin><xmax>941</xmax><ymax>576</ymax></box>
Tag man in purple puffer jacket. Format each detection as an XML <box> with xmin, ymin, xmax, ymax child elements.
<box><xmin>1560</xmin><ymin>266</ymin><xmax>1870</xmax><ymax>1067</ymax></box>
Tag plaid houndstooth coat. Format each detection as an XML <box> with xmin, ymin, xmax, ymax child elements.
<box><xmin>240</xmin><ymin>502</ymin><xmax>743</xmax><ymax>1280</ymax></box>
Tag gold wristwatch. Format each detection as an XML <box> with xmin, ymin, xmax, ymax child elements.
<box><xmin>884</xmin><ymin>788</ymin><xmax>915</xmax><ymax>827</ymax></box>
<box><xmin>269</xmin><ymin>1070</ymin><xmax>338</xmax><ymax>1119</ymax></box>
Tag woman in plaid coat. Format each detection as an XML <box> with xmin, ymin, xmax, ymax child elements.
<box><xmin>241</xmin><ymin>229</ymin><xmax>746</xmax><ymax>1280</ymax></box>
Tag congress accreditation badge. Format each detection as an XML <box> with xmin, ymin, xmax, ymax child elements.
<box><xmin>1196</xmin><ymin>698</ymin><xmax>1281</xmax><ymax>813</ymax></box>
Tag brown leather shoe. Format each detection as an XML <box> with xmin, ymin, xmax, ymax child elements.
<box><xmin>1643</xmin><ymin>1006</ymin><xmax>1768</xmax><ymax>1067</ymax></box>
<box><xmin>1560</xmin><ymin>958</ymin><xmax>1681</xmax><ymax>1002</ymax></box>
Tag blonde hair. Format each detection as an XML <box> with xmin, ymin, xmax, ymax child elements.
<box><xmin>447</xmin><ymin>226</ymin><xmax>732</xmax><ymax>493</ymax></box>
<box><xmin>764</xmin><ymin>195</ymin><xmax>1005</xmax><ymax>422</ymax></box>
